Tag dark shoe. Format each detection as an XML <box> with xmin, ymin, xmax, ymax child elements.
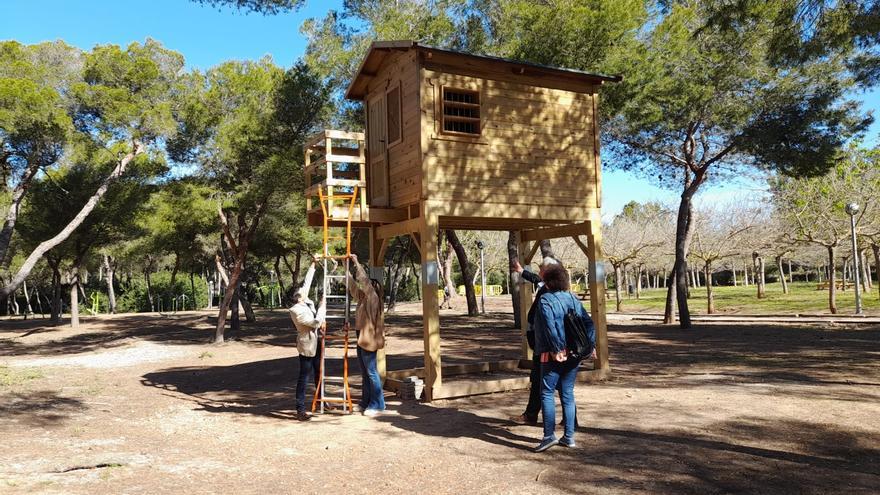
<box><xmin>559</xmin><ymin>436</ymin><xmax>576</xmax><ymax>448</ymax></box>
<box><xmin>534</xmin><ymin>437</ymin><xmax>559</xmax><ymax>453</ymax></box>
<box><xmin>296</xmin><ymin>411</ymin><xmax>312</xmax><ymax>421</ymax></box>
<box><xmin>510</xmin><ymin>414</ymin><xmax>539</xmax><ymax>426</ymax></box>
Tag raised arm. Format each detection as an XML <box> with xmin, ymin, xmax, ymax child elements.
<box><xmin>297</xmin><ymin>256</ymin><xmax>319</xmax><ymax>298</ymax></box>
<box><xmin>350</xmin><ymin>253</ymin><xmax>370</xmax><ymax>286</ymax></box>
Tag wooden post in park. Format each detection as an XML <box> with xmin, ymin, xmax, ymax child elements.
<box><xmin>302</xmin><ymin>40</ymin><xmax>619</xmax><ymax>401</ymax></box>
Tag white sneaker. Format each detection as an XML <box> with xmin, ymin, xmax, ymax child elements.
<box><xmin>363</xmin><ymin>409</ymin><xmax>382</xmax><ymax>417</ymax></box>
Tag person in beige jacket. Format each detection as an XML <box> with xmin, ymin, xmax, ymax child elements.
<box><xmin>289</xmin><ymin>258</ymin><xmax>326</xmax><ymax>421</ymax></box>
<box><xmin>347</xmin><ymin>254</ymin><xmax>385</xmax><ymax>416</ymax></box>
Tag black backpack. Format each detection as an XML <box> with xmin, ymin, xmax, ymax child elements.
<box><xmin>563</xmin><ymin>300</ymin><xmax>595</xmax><ymax>361</ymax></box>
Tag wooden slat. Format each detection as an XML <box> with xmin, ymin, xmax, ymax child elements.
<box><xmin>375</xmin><ymin>217</ymin><xmax>423</xmax><ymax>240</ymax></box>
<box><xmin>522</xmin><ymin>222</ymin><xmax>591</xmax><ymax>242</ymax></box>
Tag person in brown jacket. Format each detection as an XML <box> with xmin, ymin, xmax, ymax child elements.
<box><xmin>347</xmin><ymin>254</ymin><xmax>386</xmax><ymax>416</ymax></box>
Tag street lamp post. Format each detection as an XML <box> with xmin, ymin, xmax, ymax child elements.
<box><xmin>845</xmin><ymin>202</ymin><xmax>863</xmax><ymax>315</ymax></box>
<box><xmin>476</xmin><ymin>240</ymin><xmax>486</xmax><ymax>314</ymax></box>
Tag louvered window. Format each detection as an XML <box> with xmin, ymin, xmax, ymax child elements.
<box><xmin>442</xmin><ymin>88</ymin><xmax>480</xmax><ymax>135</ymax></box>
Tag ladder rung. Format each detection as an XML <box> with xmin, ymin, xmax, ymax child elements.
<box><xmin>325</xmin><ymin>295</ymin><xmax>347</xmax><ymax>299</ymax></box>
<box><xmin>323</xmin><ymin>376</ymin><xmax>345</xmax><ymax>381</ymax></box>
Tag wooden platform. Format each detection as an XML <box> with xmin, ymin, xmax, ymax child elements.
<box><xmin>383</xmin><ymin>359</ymin><xmax>609</xmax><ymax>401</ymax></box>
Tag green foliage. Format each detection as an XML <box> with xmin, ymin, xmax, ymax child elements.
<box><xmin>117</xmin><ymin>271</ymin><xmax>209</xmax><ymax>313</ymax></box>
<box><xmin>71</xmin><ymin>39</ymin><xmax>183</xmax><ymax>142</ymax></box>
<box><xmin>605</xmin><ymin>2</ymin><xmax>869</xmax><ymax>184</ymax></box>
<box><xmin>139</xmin><ymin>181</ymin><xmax>217</xmax><ymax>267</ymax></box>
<box><xmin>703</xmin><ymin>0</ymin><xmax>880</xmax><ymax>86</ymax></box>
<box><xmin>0</xmin><ymin>40</ymin><xmax>74</xmax><ymax>184</ymax></box>
<box><xmin>190</xmin><ymin>0</ymin><xmax>304</xmax><ymax>14</ymax></box>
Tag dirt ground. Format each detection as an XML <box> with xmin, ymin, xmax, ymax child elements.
<box><xmin>1</xmin><ymin>297</ymin><xmax>879</xmax><ymax>494</ymax></box>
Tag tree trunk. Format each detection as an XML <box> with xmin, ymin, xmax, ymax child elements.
<box><xmin>215</xmin><ymin>254</ymin><xmax>245</xmax><ymax>314</ymax></box>
<box><xmin>539</xmin><ymin>239</ymin><xmax>554</xmax><ymax>259</ymax></box>
<box><xmin>635</xmin><ymin>264</ymin><xmax>643</xmax><ymax>299</ymax></box>
<box><xmin>614</xmin><ymin>264</ymin><xmax>623</xmax><ymax>312</ymax></box>
<box><xmin>873</xmin><ymin>244</ymin><xmax>880</xmax><ymax>300</ymax></box>
<box><xmin>753</xmin><ymin>252</ymin><xmax>766</xmax><ymax>299</ymax></box>
<box><xmin>776</xmin><ymin>256</ymin><xmax>789</xmax><ymax>294</ymax></box>
<box><xmin>216</xmin><ymin>254</ymin><xmax>245</xmax><ymax>343</ymax></box>
<box><xmin>732</xmin><ymin>267</ymin><xmax>738</xmax><ymax>286</ymax></box>
<box><xmin>860</xmin><ymin>250</ymin><xmax>871</xmax><ymax>291</ymax></box>
<box><xmin>0</xmin><ymin>141</ymin><xmax>144</xmax><ymax>298</ymax></box>
<box><xmin>787</xmin><ymin>259</ymin><xmax>793</xmax><ymax>284</ymax></box>
<box><xmin>507</xmin><ymin>232</ymin><xmax>521</xmax><ymax>325</ymax></box>
<box><xmin>447</xmin><ymin>229</ymin><xmax>478</xmax><ymax>316</ymax></box>
<box><xmin>103</xmin><ymin>254</ymin><xmax>117</xmax><ymax>314</ymax></box>
<box><xmin>826</xmin><ymin>245</ymin><xmax>838</xmax><ymax>314</ymax></box>
<box><xmin>0</xmin><ymin>162</ymin><xmax>42</xmax><ymax>268</ymax></box>
<box><xmin>189</xmin><ymin>271</ymin><xmax>196</xmax><ymax>311</ymax></box>
<box><xmin>49</xmin><ymin>260</ymin><xmax>62</xmax><ymax>323</ymax></box>
<box><xmin>170</xmin><ymin>252</ymin><xmax>180</xmax><ymax>287</ymax></box>
<box><xmin>22</xmin><ymin>279</ymin><xmax>33</xmax><ymax>317</ymax></box>
<box><xmin>442</xmin><ymin>234</ymin><xmax>458</xmax><ymax>310</ymax></box>
<box><xmin>843</xmin><ymin>258</ymin><xmax>849</xmax><ymax>291</ymax></box>
<box><xmin>744</xmin><ymin>261</ymin><xmax>750</xmax><ymax>286</ymax></box>
<box><xmin>145</xmin><ymin>268</ymin><xmax>155</xmax><ymax>312</ymax></box>
<box><xmin>274</xmin><ymin>256</ymin><xmax>285</xmax><ymax>304</ymax></box>
<box><xmin>70</xmin><ymin>272</ymin><xmax>80</xmax><ymax>328</ymax></box>
<box><xmin>705</xmin><ymin>261</ymin><xmax>714</xmax><ymax>314</ymax></box>
<box><xmin>663</xmin><ymin>268</ymin><xmax>676</xmax><ymax>324</ymax></box>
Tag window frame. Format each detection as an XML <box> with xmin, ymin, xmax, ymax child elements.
<box><xmin>385</xmin><ymin>81</ymin><xmax>403</xmax><ymax>148</ymax></box>
<box><xmin>440</xmin><ymin>86</ymin><xmax>482</xmax><ymax>137</ymax></box>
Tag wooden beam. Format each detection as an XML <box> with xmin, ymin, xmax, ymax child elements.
<box><xmin>409</xmin><ymin>233</ymin><xmax>422</xmax><ymax>256</ymax></box>
<box><xmin>586</xmin><ymin>220</ymin><xmax>610</xmax><ymax>371</ymax></box>
<box><xmin>525</xmin><ymin>240</ymin><xmax>540</xmax><ymax>265</ymax></box>
<box><xmin>420</xmin><ymin>206</ymin><xmax>442</xmax><ymax>401</ymax></box>
<box><xmin>517</xmin><ymin>231</ymin><xmax>534</xmax><ymax>361</ymax></box>
<box><xmin>521</xmin><ymin>221</ymin><xmax>591</xmax><ymax>242</ymax></box>
<box><xmin>376</xmin><ymin>217</ymin><xmax>422</xmax><ymax>240</ymax></box>
<box><xmin>384</xmin><ymin>359</ymin><xmax>522</xmax><ymax>381</ymax></box>
<box><xmin>571</xmin><ymin>235</ymin><xmax>590</xmax><ymax>258</ymax></box>
<box><xmin>368</xmin><ymin>207</ymin><xmax>408</xmax><ymax>224</ymax></box>
<box><xmin>432</xmin><ymin>377</ymin><xmax>530</xmax><ymax>400</ymax></box>
<box><xmin>370</xmin><ymin>225</ymin><xmax>387</xmax><ymax>382</ymax></box>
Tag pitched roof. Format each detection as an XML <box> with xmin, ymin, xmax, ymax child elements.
<box><xmin>344</xmin><ymin>40</ymin><xmax>622</xmax><ymax>100</ymax></box>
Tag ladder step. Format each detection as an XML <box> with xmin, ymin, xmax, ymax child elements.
<box><xmin>322</xmin><ymin>376</ymin><xmax>345</xmax><ymax>381</ymax></box>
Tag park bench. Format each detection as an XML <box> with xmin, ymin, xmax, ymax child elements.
<box><xmin>816</xmin><ymin>281</ymin><xmax>850</xmax><ymax>290</ymax></box>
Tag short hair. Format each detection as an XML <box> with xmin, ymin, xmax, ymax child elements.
<box><xmin>291</xmin><ymin>292</ymin><xmax>303</xmax><ymax>305</ymax></box>
<box><xmin>540</xmin><ymin>256</ymin><xmax>560</xmax><ymax>268</ymax></box>
<box><xmin>542</xmin><ymin>264</ymin><xmax>570</xmax><ymax>292</ymax></box>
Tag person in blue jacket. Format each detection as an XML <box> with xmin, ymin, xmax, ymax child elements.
<box><xmin>533</xmin><ymin>263</ymin><xmax>596</xmax><ymax>452</ymax></box>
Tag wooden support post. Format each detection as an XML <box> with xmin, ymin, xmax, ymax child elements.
<box><xmin>369</xmin><ymin>225</ymin><xmax>387</xmax><ymax>381</ymax></box>
<box><xmin>358</xmin><ymin>138</ymin><xmax>367</xmax><ymax>214</ymax></box>
<box><xmin>516</xmin><ymin>231</ymin><xmax>534</xmax><ymax>361</ymax></box>
<box><xmin>586</xmin><ymin>219</ymin><xmax>609</xmax><ymax>371</ymax></box>
<box><xmin>420</xmin><ymin>205</ymin><xmax>442</xmax><ymax>400</ymax></box>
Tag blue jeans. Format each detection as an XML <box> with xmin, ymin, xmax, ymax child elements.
<box><xmin>296</xmin><ymin>345</ymin><xmax>322</xmax><ymax>413</ymax></box>
<box><xmin>540</xmin><ymin>358</ymin><xmax>579</xmax><ymax>441</ymax></box>
<box><xmin>357</xmin><ymin>345</ymin><xmax>385</xmax><ymax>411</ymax></box>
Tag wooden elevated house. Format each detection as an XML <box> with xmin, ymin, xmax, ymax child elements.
<box><xmin>304</xmin><ymin>41</ymin><xmax>620</xmax><ymax>401</ymax></box>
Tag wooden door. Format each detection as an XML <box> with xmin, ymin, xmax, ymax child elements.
<box><xmin>367</xmin><ymin>94</ymin><xmax>389</xmax><ymax>207</ymax></box>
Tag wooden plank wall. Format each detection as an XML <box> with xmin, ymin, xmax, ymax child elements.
<box><xmin>420</xmin><ymin>56</ymin><xmax>600</xmax><ymax>221</ymax></box>
<box><xmin>364</xmin><ymin>50</ymin><xmax>422</xmax><ymax>208</ymax></box>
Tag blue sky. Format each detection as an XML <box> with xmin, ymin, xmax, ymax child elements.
<box><xmin>3</xmin><ymin>0</ymin><xmax>878</xmax><ymax>217</ymax></box>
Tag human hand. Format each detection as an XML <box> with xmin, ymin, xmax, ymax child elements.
<box><xmin>349</xmin><ymin>253</ymin><xmax>358</xmax><ymax>263</ymax></box>
<box><xmin>589</xmin><ymin>349</ymin><xmax>597</xmax><ymax>360</ymax></box>
<box><xmin>554</xmin><ymin>351</ymin><xmax>567</xmax><ymax>362</ymax></box>
<box><xmin>512</xmin><ymin>260</ymin><xmax>523</xmax><ymax>274</ymax></box>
